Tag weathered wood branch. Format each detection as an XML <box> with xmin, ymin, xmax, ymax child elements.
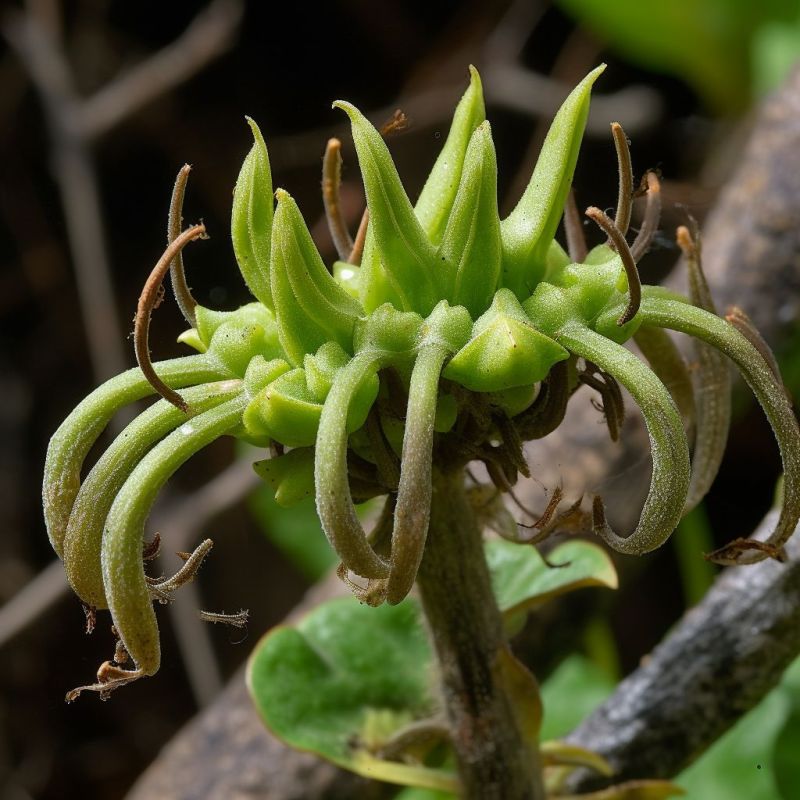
<box><xmin>565</xmin><ymin>512</ymin><xmax>800</xmax><ymax>791</ymax></box>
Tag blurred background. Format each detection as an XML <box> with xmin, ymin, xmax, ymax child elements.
<box><xmin>2</xmin><ymin>1</ymin><xmax>800</xmax><ymax>798</ymax></box>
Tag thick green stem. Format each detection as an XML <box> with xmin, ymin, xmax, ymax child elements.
<box><xmin>416</xmin><ymin>468</ymin><xmax>545</xmax><ymax>800</ymax></box>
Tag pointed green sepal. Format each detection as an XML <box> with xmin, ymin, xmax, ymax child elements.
<box><xmin>501</xmin><ymin>65</ymin><xmax>605</xmax><ymax>298</ymax></box>
<box><xmin>439</xmin><ymin>121</ymin><xmax>501</xmax><ymax>318</ymax></box>
<box><xmin>270</xmin><ymin>189</ymin><xmax>362</xmax><ymax>366</ymax></box>
<box><xmin>444</xmin><ymin>289</ymin><xmax>569</xmax><ymax>391</ymax></box>
<box><xmin>275</xmin><ymin>191</ymin><xmax>363</xmax><ymax>334</ymax></box>
<box><xmin>232</xmin><ymin>117</ymin><xmax>274</xmax><ymax>308</ymax></box>
<box><xmin>415</xmin><ymin>65</ymin><xmax>486</xmax><ymax>245</ymax></box>
<box><xmin>334</xmin><ymin>101</ymin><xmax>443</xmax><ymax>314</ymax></box>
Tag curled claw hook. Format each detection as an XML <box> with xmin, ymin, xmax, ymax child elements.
<box><xmin>63</xmin><ymin>380</ymin><xmax>241</xmax><ymax>610</ymax></box>
<box><xmin>315</xmin><ymin>352</ymin><xmax>391</xmax><ymax>579</ymax></box>
<box><xmin>385</xmin><ymin>344</ymin><xmax>450</xmax><ymax>605</ymax></box>
<box><xmin>101</xmin><ymin>394</ymin><xmax>247</xmax><ymax>678</ymax></box>
<box><xmin>639</xmin><ymin>293</ymin><xmax>800</xmax><ymax>564</ymax></box>
<box><xmin>557</xmin><ymin>323</ymin><xmax>690</xmax><ymax>555</ymax></box>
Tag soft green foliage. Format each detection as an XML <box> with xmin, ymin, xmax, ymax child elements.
<box><xmin>555</xmin><ymin>0</ymin><xmax>800</xmax><ymax>112</ymax></box>
<box><xmin>247</xmin><ymin>540</ymin><xmax>619</xmax><ymax>791</ymax></box>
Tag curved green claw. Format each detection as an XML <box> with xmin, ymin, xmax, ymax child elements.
<box><xmin>102</xmin><ymin>392</ymin><xmax>248</xmax><ymax>675</ymax></box>
<box><xmin>557</xmin><ymin>323</ymin><xmax>691</xmax><ymax>555</ymax></box>
<box><xmin>640</xmin><ymin>296</ymin><xmax>800</xmax><ymax>563</ymax></box>
<box><xmin>63</xmin><ymin>380</ymin><xmax>243</xmax><ymax>610</ymax></box>
<box><xmin>315</xmin><ymin>352</ymin><xmax>390</xmax><ymax>579</ymax></box>
<box><xmin>43</xmin><ymin>354</ymin><xmax>226</xmax><ymax>559</ymax></box>
<box><xmin>385</xmin><ymin>343</ymin><xmax>450</xmax><ymax>605</ymax></box>
<box><xmin>634</xmin><ymin>326</ymin><xmax>696</xmax><ymax>441</ymax></box>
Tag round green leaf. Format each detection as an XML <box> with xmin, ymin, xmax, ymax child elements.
<box><xmin>247</xmin><ymin>597</ymin><xmax>456</xmax><ymax>791</ymax></box>
<box><xmin>486</xmin><ymin>539</ymin><xmax>618</xmax><ymax>619</ymax></box>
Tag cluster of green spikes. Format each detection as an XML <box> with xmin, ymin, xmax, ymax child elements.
<box><xmin>43</xmin><ymin>65</ymin><xmax>800</xmax><ymax>699</ymax></box>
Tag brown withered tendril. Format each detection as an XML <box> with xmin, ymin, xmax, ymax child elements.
<box><xmin>563</xmin><ymin>189</ymin><xmax>588</xmax><ymax>263</ymax></box>
<box><xmin>134</xmin><ymin>223</ymin><xmax>207</xmax><ymax>413</ymax></box>
<box><xmin>630</xmin><ymin>171</ymin><xmax>661</xmax><ymax>262</ymax></box>
<box><xmin>611</xmin><ymin>122</ymin><xmax>633</xmax><ymax>236</ymax></box>
<box><xmin>585</xmin><ymin>206</ymin><xmax>642</xmax><ymax>325</ymax></box>
<box><xmin>146</xmin><ymin>538</ymin><xmax>213</xmax><ymax>603</ymax></box>
<box><xmin>198</xmin><ymin>609</ymin><xmax>250</xmax><ymax>628</ymax></box>
<box><xmin>168</xmin><ymin>164</ymin><xmax>199</xmax><ymax>326</ymax></box>
<box><xmin>579</xmin><ymin>365</ymin><xmax>626</xmax><ymax>442</ymax></box>
<box><xmin>322</xmin><ymin>138</ymin><xmax>355</xmax><ymax>262</ymax></box>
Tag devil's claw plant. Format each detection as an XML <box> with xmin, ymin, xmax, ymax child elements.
<box><xmin>44</xmin><ymin>65</ymin><xmax>800</xmax><ymax>798</ymax></box>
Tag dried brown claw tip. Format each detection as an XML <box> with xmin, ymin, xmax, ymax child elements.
<box><xmin>705</xmin><ymin>537</ymin><xmax>788</xmax><ymax>566</ymax></box>
<box><xmin>142</xmin><ymin>532</ymin><xmax>161</xmax><ymax>562</ymax></box>
<box><xmin>65</xmin><ymin>661</ymin><xmax>144</xmax><ymax>703</ymax></box>
<box><xmin>147</xmin><ymin>538</ymin><xmax>213</xmax><ymax>603</ymax></box>
<box><xmin>725</xmin><ymin>305</ymin><xmax>785</xmax><ymax>387</ymax></box>
<box><xmin>199</xmin><ymin>609</ymin><xmax>249</xmax><ymax>628</ymax></box>
<box><xmin>611</xmin><ymin>121</ymin><xmax>633</xmax><ymax>237</ymax></box>
<box><xmin>564</xmin><ymin>189</ymin><xmax>588</xmax><ymax>263</ymax></box>
<box><xmin>336</xmin><ymin>562</ymin><xmax>387</xmax><ymax>607</ymax></box>
<box><xmin>82</xmin><ymin>603</ymin><xmax>96</xmax><ymax>635</ymax></box>
<box><xmin>630</xmin><ymin>170</ymin><xmax>661</xmax><ymax>263</ymax></box>
<box><xmin>322</xmin><ymin>137</ymin><xmax>355</xmax><ymax>262</ymax></box>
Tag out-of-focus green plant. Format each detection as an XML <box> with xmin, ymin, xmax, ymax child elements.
<box><xmin>42</xmin><ymin>64</ymin><xmax>800</xmax><ymax>798</ymax></box>
<box><xmin>556</xmin><ymin>0</ymin><xmax>800</xmax><ymax>112</ymax></box>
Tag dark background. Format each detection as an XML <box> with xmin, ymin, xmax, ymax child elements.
<box><xmin>0</xmin><ymin>1</ymin><xmax>784</xmax><ymax>798</ymax></box>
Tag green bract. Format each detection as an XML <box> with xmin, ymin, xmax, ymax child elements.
<box><xmin>44</xmin><ymin>65</ymin><xmax>800</xmax><ymax>697</ymax></box>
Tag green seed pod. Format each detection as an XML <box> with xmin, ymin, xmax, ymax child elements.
<box><xmin>232</xmin><ymin>117</ymin><xmax>274</xmax><ymax>309</ymax></box>
<box><xmin>444</xmin><ymin>289</ymin><xmax>569</xmax><ymax>391</ymax></box>
<box><xmin>501</xmin><ymin>65</ymin><xmax>605</xmax><ymax>298</ymax></box>
<box><xmin>439</xmin><ymin>121</ymin><xmax>501</xmax><ymax>318</ymax></box>
<box><xmin>415</xmin><ymin>65</ymin><xmax>486</xmax><ymax>245</ymax></box>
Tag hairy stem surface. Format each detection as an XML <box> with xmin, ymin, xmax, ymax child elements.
<box><xmin>416</xmin><ymin>468</ymin><xmax>544</xmax><ymax>800</ymax></box>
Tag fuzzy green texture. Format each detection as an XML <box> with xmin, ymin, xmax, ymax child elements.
<box><xmin>43</xmin><ymin>64</ymin><xmax>799</xmax><ymax>722</ymax></box>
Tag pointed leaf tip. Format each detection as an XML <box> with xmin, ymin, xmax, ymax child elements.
<box><xmin>501</xmin><ymin>65</ymin><xmax>605</xmax><ymax>298</ymax></box>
